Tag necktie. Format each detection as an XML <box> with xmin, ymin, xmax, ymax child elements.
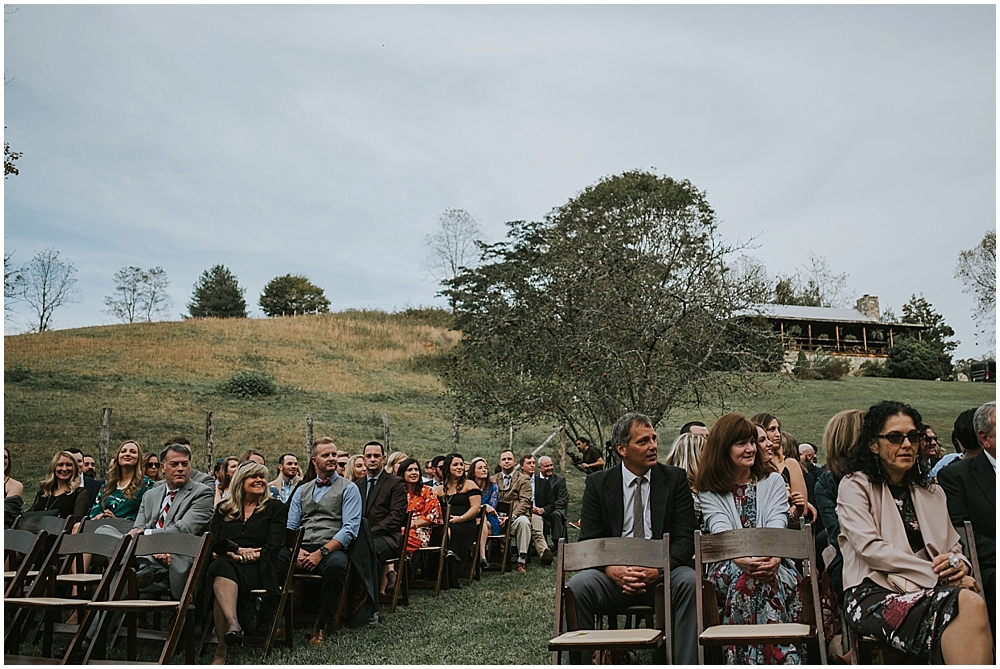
<box><xmin>367</xmin><ymin>477</ymin><xmax>377</xmax><ymax>504</ymax></box>
<box><xmin>157</xmin><ymin>489</ymin><xmax>177</xmax><ymax>529</ymax></box>
<box><xmin>315</xmin><ymin>478</ymin><xmax>332</xmax><ymax>488</ymax></box>
<box><xmin>503</xmin><ymin>474</ymin><xmax>511</xmax><ymax>491</ymax></box>
<box><xmin>631</xmin><ymin>478</ymin><xmax>645</xmax><ymax>539</ymax></box>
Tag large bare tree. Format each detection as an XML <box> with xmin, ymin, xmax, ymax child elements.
<box><xmin>955</xmin><ymin>230</ymin><xmax>996</xmax><ymax>347</ymax></box>
<box><xmin>17</xmin><ymin>249</ymin><xmax>80</xmax><ymax>332</ymax></box>
<box><xmin>103</xmin><ymin>266</ymin><xmax>172</xmax><ymax>324</ymax></box>
<box><xmin>423</xmin><ymin>208</ymin><xmax>484</xmax><ymax>312</ymax></box>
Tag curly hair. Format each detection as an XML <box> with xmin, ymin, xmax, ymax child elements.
<box><xmin>846</xmin><ymin>401</ymin><xmax>929</xmax><ymax>489</ymax></box>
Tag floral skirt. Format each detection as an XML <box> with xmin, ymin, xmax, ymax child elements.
<box><xmin>843</xmin><ymin>578</ymin><xmax>960</xmax><ymax>664</ymax></box>
<box><xmin>707</xmin><ymin>559</ymin><xmax>803</xmax><ymax>664</ymax></box>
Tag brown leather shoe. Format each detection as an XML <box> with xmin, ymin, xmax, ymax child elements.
<box><xmin>308</xmin><ymin>628</ymin><xmax>326</xmax><ymax>646</ymax></box>
<box><xmin>541</xmin><ymin>548</ymin><xmax>553</xmax><ymax>566</ymax></box>
<box><xmin>516</xmin><ymin>562</ymin><xmax>526</xmax><ymax>573</ymax></box>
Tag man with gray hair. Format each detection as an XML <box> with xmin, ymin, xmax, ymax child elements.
<box><xmin>939</xmin><ymin>400</ymin><xmax>995</xmax><ymax>638</ymax></box>
<box><xmin>565</xmin><ymin>412</ymin><xmax>698</xmax><ymax>663</ymax></box>
<box><xmin>536</xmin><ymin>455</ymin><xmax>568</xmax><ymax>550</ymax></box>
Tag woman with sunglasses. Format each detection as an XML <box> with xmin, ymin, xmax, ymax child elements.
<box><xmin>143</xmin><ymin>452</ymin><xmax>162</xmax><ymax>482</ymax></box>
<box><xmin>838</xmin><ymin>401</ymin><xmax>991</xmax><ymax>664</ymax></box>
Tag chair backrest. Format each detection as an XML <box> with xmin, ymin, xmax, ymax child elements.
<box><xmin>57</xmin><ymin>531</ymin><xmax>132</xmax><ymax>561</ymax></box>
<box><xmin>4</xmin><ymin>529</ymin><xmax>52</xmax><ymax>598</ymax></box>
<box><xmin>5</xmin><ymin>528</ymin><xmax>39</xmax><ymax>556</ymax></box>
<box><xmin>13</xmin><ymin>513</ymin><xmax>72</xmax><ymax>535</ymax></box>
<box><xmin>79</xmin><ymin>516</ymin><xmax>135</xmax><ymax>535</ymax></box>
<box><xmin>695</xmin><ymin>526</ymin><xmax>814</xmax><ymax>563</ymax></box>
<box><xmin>134</xmin><ymin>531</ymin><xmax>207</xmax><ymax>558</ymax></box>
<box><xmin>562</xmin><ymin>535</ymin><xmax>670</xmax><ymax>571</ymax></box>
<box><xmin>25</xmin><ymin>532</ymin><xmax>132</xmax><ymax>600</ymax></box>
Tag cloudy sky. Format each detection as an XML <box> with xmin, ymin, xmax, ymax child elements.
<box><xmin>3</xmin><ymin>4</ymin><xmax>995</xmax><ymax>357</ymax></box>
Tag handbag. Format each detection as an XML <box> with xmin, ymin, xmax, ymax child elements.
<box><xmin>886</xmin><ymin>573</ymin><xmax>922</xmax><ymax>594</ymax></box>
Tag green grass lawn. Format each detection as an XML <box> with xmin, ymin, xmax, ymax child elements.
<box><xmin>4</xmin><ymin>312</ymin><xmax>994</xmax><ymax>664</ymax></box>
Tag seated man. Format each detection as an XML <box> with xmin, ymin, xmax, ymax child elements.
<box><xmin>162</xmin><ymin>436</ymin><xmax>215</xmax><ymax>487</ymax></box>
<box><xmin>278</xmin><ymin>437</ymin><xmax>362</xmax><ymax>646</ymax></box>
<box><xmin>566</xmin><ymin>412</ymin><xmax>698</xmax><ymax>664</ymax></box>
<box><xmin>270</xmin><ymin>453</ymin><xmax>302</xmax><ymax>503</ymax></box>
<box><xmin>521</xmin><ymin>454</ymin><xmax>553</xmax><ymax>565</ymax></box>
<box><xmin>492</xmin><ymin>449</ymin><xmax>533</xmax><ymax>573</ymax></box>
<box><xmin>537</xmin><ymin>455</ymin><xmax>568</xmax><ymax>550</ymax></box>
<box><xmin>356</xmin><ymin>441</ymin><xmax>406</xmax><ymax>594</ymax></box>
<box><xmin>66</xmin><ymin>447</ymin><xmax>104</xmax><ymax>509</ymax></box>
<box><xmin>129</xmin><ymin>443</ymin><xmax>215</xmax><ymax>598</ymax></box>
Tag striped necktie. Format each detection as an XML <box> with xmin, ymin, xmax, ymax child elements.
<box><xmin>157</xmin><ymin>489</ymin><xmax>177</xmax><ymax>529</ymax></box>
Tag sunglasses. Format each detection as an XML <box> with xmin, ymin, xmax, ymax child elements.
<box><xmin>146</xmin><ymin>462</ymin><xmax>160</xmax><ymax>468</ymax></box>
<box><xmin>877</xmin><ymin>430</ymin><xmax>924</xmax><ymax>445</ymax></box>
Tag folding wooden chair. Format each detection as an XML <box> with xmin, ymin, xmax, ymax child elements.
<box><xmin>694</xmin><ymin>525</ymin><xmax>827</xmax><ymax>665</ymax></box>
<box><xmin>386</xmin><ymin>512</ymin><xmax>413</xmax><ymax>613</ymax></box>
<box><xmin>467</xmin><ymin>505</ymin><xmax>487</xmax><ymax>585</ymax></box>
<box><xmin>407</xmin><ymin>503</ymin><xmax>451</xmax><ymax>597</ymax></box>
<box><xmin>291</xmin><ymin>554</ymin><xmax>354</xmax><ymax>636</ymax></box>
<box><xmin>4</xmin><ymin>531</ymin><xmax>132</xmax><ymax>662</ymax></box>
<box><xmin>79</xmin><ymin>516</ymin><xmax>136</xmax><ymax>535</ymax></box>
<box><xmin>549</xmin><ymin>535</ymin><xmax>673</xmax><ymax>665</ymax></box>
<box><xmin>82</xmin><ymin>531</ymin><xmax>211</xmax><ymax>665</ymax></box>
<box><xmin>483</xmin><ymin>500</ymin><xmax>513</xmax><ymax>575</ymax></box>
<box><xmin>12</xmin><ymin>513</ymin><xmax>73</xmax><ymax>536</ymax></box>
<box><xmin>4</xmin><ymin>529</ymin><xmax>53</xmax><ymax>597</ymax></box>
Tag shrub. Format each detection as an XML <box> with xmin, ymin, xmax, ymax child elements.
<box><xmin>792</xmin><ymin>348</ymin><xmax>851</xmax><ymax>380</ymax></box>
<box><xmin>5</xmin><ymin>365</ymin><xmax>30</xmax><ymax>383</ymax></box>
<box><xmin>221</xmin><ymin>370</ymin><xmax>278</xmax><ymax>398</ymax></box>
<box><xmin>858</xmin><ymin>360</ymin><xmax>890</xmax><ymax>377</ymax></box>
<box><xmin>885</xmin><ymin>338</ymin><xmax>940</xmax><ymax>380</ymax></box>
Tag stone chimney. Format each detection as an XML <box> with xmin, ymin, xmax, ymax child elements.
<box><xmin>855</xmin><ymin>295</ymin><xmax>880</xmax><ymax>320</ymax></box>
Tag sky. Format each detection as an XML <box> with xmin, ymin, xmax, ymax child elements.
<box><xmin>3</xmin><ymin>4</ymin><xmax>995</xmax><ymax>358</ymax></box>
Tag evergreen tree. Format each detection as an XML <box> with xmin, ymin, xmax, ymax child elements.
<box><xmin>259</xmin><ymin>274</ymin><xmax>330</xmax><ymax>316</ymax></box>
<box><xmin>900</xmin><ymin>294</ymin><xmax>957</xmax><ymax>379</ymax></box>
<box><xmin>187</xmin><ymin>265</ymin><xmax>247</xmax><ymax>318</ymax></box>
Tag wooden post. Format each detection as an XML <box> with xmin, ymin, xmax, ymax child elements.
<box><xmin>98</xmin><ymin>408</ymin><xmax>112</xmax><ymax>474</ymax></box>
<box><xmin>204</xmin><ymin>411</ymin><xmax>215</xmax><ymax>474</ymax></box>
<box><xmin>779</xmin><ymin>321</ymin><xmax>785</xmax><ymax>344</ymax></box>
<box><xmin>862</xmin><ymin>326</ymin><xmax>868</xmax><ymax>352</ymax></box>
<box><xmin>305</xmin><ymin>416</ymin><xmax>314</xmax><ymax>460</ymax></box>
<box><xmin>835</xmin><ymin>326</ymin><xmax>840</xmax><ymax>351</ymax></box>
<box><xmin>889</xmin><ymin>328</ymin><xmax>894</xmax><ymax>347</ymax></box>
<box><xmin>382</xmin><ymin>413</ymin><xmax>390</xmax><ymax>450</ymax></box>
<box><xmin>452</xmin><ymin>413</ymin><xmax>460</xmax><ymax>450</ymax></box>
<box><xmin>558</xmin><ymin>425</ymin><xmax>567</xmax><ymax>474</ymax></box>
<box><xmin>807</xmin><ymin>323</ymin><xmax>813</xmax><ymax>349</ymax></box>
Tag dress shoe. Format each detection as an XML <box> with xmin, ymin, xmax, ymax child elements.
<box><xmin>308</xmin><ymin>628</ymin><xmax>326</xmax><ymax>646</ymax></box>
<box><xmin>516</xmin><ymin>562</ymin><xmax>526</xmax><ymax>573</ymax></box>
<box><xmin>224</xmin><ymin>628</ymin><xmax>243</xmax><ymax>648</ymax></box>
<box><xmin>568</xmin><ymin>521</ymin><xmax>581</xmax><ymax>530</ymax></box>
<box><xmin>541</xmin><ymin>548</ymin><xmax>553</xmax><ymax>566</ymax></box>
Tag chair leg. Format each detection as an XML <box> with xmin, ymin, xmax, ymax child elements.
<box><xmin>330</xmin><ymin>568</ymin><xmax>352</xmax><ymax>636</ymax></box>
<box><xmin>390</xmin><ymin>557</ymin><xmax>406</xmax><ymax>613</ymax></box>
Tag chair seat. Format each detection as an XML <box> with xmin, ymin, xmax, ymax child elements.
<box><xmin>549</xmin><ymin>628</ymin><xmax>662</xmax><ymax>649</ymax></box>
<box><xmin>5</xmin><ymin>596</ymin><xmax>86</xmax><ymax>607</ymax></box>
<box><xmin>4</xmin><ymin>570</ymin><xmax>39</xmax><ymax>579</ymax></box>
<box><xmin>88</xmin><ymin>599</ymin><xmax>183</xmax><ymax>610</ymax></box>
<box><xmin>700</xmin><ymin>623</ymin><xmax>811</xmax><ymax>644</ymax></box>
<box><xmin>56</xmin><ymin>573</ymin><xmax>102</xmax><ymax>584</ymax></box>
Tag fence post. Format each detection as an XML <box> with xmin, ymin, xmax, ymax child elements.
<box><xmin>205</xmin><ymin>411</ymin><xmax>215</xmax><ymax>474</ymax></box>
<box><xmin>382</xmin><ymin>413</ymin><xmax>390</xmax><ymax>450</ymax></box>
<box><xmin>559</xmin><ymin>424</ymin><xmax>566</xmax><ymax>474</ymax></box>
<box><xmin>98</xmin><ymin>408</ymin><xmax>112</xmax><ymax>474</ymax></box>
<box><xmin>508</xmin><ymin>420</ymin><xmax>514</xmax><ymax>452</ymax></box>
<box><xmin>305</xmin><ymin>416</ymin><xmax>314</xmax><ymax>461</ymax></box>
<box><xmin>452</xmin><ymin>413</ymin><xmax>460</xmax><ymax>450</ymax></box>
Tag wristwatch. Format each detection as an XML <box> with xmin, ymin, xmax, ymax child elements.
<box><xmin>320</xmin><ymin>546</ymin><xmax>330</xmax><ymax>557</ymax></box>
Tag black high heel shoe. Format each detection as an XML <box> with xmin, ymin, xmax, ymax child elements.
<box><xmin>224</xmin><ymin>628</ymin><xmax>243</xmax><ymax>648</ymax></box>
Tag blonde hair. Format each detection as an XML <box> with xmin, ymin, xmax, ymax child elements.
<box><xmin>347</xmin><ymin>455</ymin><xmax>365</xmax><ymax>482</ymax></box>
<box><xmin>100</xmin><ymin>441</ymin><xmax>145</xmax><ymax>504</ymax></box>
<box><xmin>385</xmin><ymin>451</ymin><xmax>408</xmax><ymax>476</ymax></box>
<box><xmin>664</xmin><ymin>433</ymin><xmax>705</xmax><ymax>490</ymax></box>
<box><xmin>219</xmin><ymin>460</ymin><xmax>270</xmax><ymax>522</ymax></box>
<box><xmin>823</xmin><ymin>410</ymin><xmax>865</xmax><ymax>478</ymax></box>
<box><xmin>39</xmin><ymin>451</ymin><xmax>81</xmax><ymax>497</ymax></box>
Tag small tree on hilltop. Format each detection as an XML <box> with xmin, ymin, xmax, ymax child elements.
<box><xmin>187</xmin><ymin>265</ymin><xmax>246</xmax><ymax>318</ymax></box>
<box><xmin>104</xmin><ymin>266</ymin><xmax>172</xmax><ymax>324</ymax></box>
<box><xmin>259</xmin><ymin>274</ymin><xmax>330</xmax><ymax>317</ymax></box>
<box><xmin>17</xmin><ymin>248</ymin><xmax>80</xmax><ymax>332</ymax></box>
<box><xmin>900</xmin><ymin>294</ymin><xmax>957</xmax><ymax>379</ymax></box>
<box><xmin>424</xmin><ymin>208</ymin><xmax>485</xmax><ymax>313</ymax></box>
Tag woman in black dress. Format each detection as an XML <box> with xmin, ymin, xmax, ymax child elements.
<box><xmin>433</xmin><ymin>453</ymin><xmax>481</xmax><ymax>589</ymax></box>
<box><xmin>29</xmin><ymin>450</ymin><xmax>89</xmax><ymax>519</ymax></box>
<box><xmin>207</xmin><ymin>460</ymin><xmax>287</xmax><ymax>665</ymax></box>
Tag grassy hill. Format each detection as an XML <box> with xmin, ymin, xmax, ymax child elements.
<box><xmin>4</xmin><ymin>310</ymin><xmax>995</xmax><ymax>664</ymax></box>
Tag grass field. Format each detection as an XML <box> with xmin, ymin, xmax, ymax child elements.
<box><xmin>4</xmin><ymin>310</ymin><xmax>995</xmax><ymax>664</ymax></box>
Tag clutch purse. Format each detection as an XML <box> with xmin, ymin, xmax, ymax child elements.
<box><xmin>886</xmin><ymin>573</ymin><xmax>922</xmax><ymax>594</ymax></box>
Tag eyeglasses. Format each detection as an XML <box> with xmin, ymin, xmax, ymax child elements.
<box><xmin>146</xmin><ymin>462</ymin><xmax>160</xmax><ymax>468</ymax></box>
<box><xmin>877</xmin><ymin>430</ymin><xmax>924</xmax><ymax>445</ymax></box>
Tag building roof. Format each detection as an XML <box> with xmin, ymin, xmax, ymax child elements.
<box><xmin>739</xmin><ymin>304</ymin><xmax>925</xmax><ymax>328</ymax></box>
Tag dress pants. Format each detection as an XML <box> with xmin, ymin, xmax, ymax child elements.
<box><xmin>565</xmin><ymin>565</ymin><xmax>698</xmax><ymax>664</ymax></box>
<box><xmin>275</xmin><ymin>544</ymin><xmax>349</xmax><ymax>630</ymax></box>
<box><xmin>509</xmin><ymin>515</ymin><xmax>531</xmax><ymax>558</ymax></box>
<box><xmin>544</xmin><ymin>511</ymin><xmax>566</xmax><ymax>548</ymax></box>
<box><xmin>529</xmin><ymin>514</ymin><xmax>550</xmax><ymax>554</ymax></box>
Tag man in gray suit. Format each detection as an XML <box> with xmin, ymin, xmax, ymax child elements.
<box><xmin>129</xmin><ymin>442</ymin><xmax>214</xmax><ymax>598</ymax></box>
<box><xmin>160</xmin><ymin>436</ymin><xmax>215</xmax><ymax>488</ymax></box>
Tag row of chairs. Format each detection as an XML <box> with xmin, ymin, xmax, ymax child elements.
<box><xmin>548</xmin><ymin>521</ymin><xmax>985</xmax><ymax>665</ymax></box>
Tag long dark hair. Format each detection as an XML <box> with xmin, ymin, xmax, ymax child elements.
<box><xmin>441</xmin><ymin>453</ymin><xmax>467</xmax><ymax>493</ymax></box>
<box><xmin>397</xmin><ymin>457</ymin><xmax>423</xmax><ymax>495</ymax></box>
<box><xmin>846</xmin><ymin>400</ymin><xmax>929</xmax><ymax>489</ymax></box>
<box><xmin>696</xmin><ymin>413</ymin><xmax>769</xmax><ymax>494</ymax></box>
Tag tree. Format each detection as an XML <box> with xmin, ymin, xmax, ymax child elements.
<box><xmin>4</xmin><ymin>135</ymin><xmax>20</xmax><ymax>178</ymax></box>
<box><xmin>187</xmin><ymin>265</ymin><xmax>246</xmax><ymax>318</ymax></box>
<box><xmin>16</xmin><ymin>248</ymin><xmax>80</xmax><ymax>332</ymax></box>
<box><xmin>443</xmin><ymin>170</ymin><xmax>781</xmax><ymax>452</ymax></box>
<box><xmin>4</xmin><ymin>251</ymin><xmax>21</xmax><ymax>315</ymax></box>
<box><xmin>955</xmin><ymin>230</ymin><xmax>996</xmax><ymax>347</ymax></box>
<box><xmin>103</xmin><ymin>266</ymin><xmax>172</xmax><ymax>324</ymax></box>
<box><xmin>258</xmin><ymin>274</ymin><xmax>330</xmax><ymax>317</ymax></box>
<box><xmin>885</xmin><ymin>338</ymin><xmax>940</xmax><ymax>381</ymax></box>
<box><xmin>900</xmin><ymin>294</ymin><xmax>957</xmax><ymax>379</ymax></box>
<box><xmin>772</xmin><ymin>253</ymin><xmax>852</xmax><ymax>307</ymax></box>
<box><xmin>423</xmin><ymin>208</ymin><xmax>485</xmax><ymax>312</ymax></box>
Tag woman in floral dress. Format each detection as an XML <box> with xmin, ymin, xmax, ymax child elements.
<box><xmin>397</xmin><ymin>457</ymin><xmax>443</xmax><ymax>553</ymax></box>
<box><xmin>697</xmin><ymin>413</ymin><xmax>802</xmax><ymax>664</ymax></box>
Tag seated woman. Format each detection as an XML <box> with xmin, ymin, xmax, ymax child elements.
<box><xmin>5</xmin><ymin>446</ymin><xmax>24</xmax><ymax>500</ymax></box>
<box><xmin>142</xmin><ymin>452</ymin><xmax>162</xmax><ymax>483</ymax></box>
<box><xmin>30</xmin><ymin>450</ymin><xmax>90</xmax><ymax>519</ymax></box>
<box><xmin>385</xmin><ymin>451</ymin><xmax>408</xmax><ymax>477</ymax></box>
<box><xmin>838</xmin><ymin>400</ymin><xmax>991</xmax><ymax>664</ymax></box>
<box><xmin>751</xmin><ymin>413</ymin><xmax>815</xmax><ymax>523</ymax></box>
<box><xmin>696</xmin><ymin>413</ymin><xmax>803</xmax><ymax>664</ymax></box>
<box><xmin>398</xmin><ymin>457</ymin><xmax>443</xmax><ymax>553</ymax></box>
<box><xmin>470</xmin><ymin>457</ymin><xmax>500</xmax><ymax>566</ymax></box>
<box><xmin>214</xmin><ymin>457</ymin><xmax>239</xmax><ymax>507</ymax></box>
<box><xmin>348</xmin><ymin>455</ymin><xmax>366</xmax><ymax>483</ymax></box>
<box><xmin>207</xmin><ymin>460</ymin><xmax>287</xmax><ymax>665</ymax></box>
<box><xmin>433</xmin><ymin>453</ymin><xmax>481</xmax><ymax>589</ymax></box>
<box><xmin>664</xmin><ymin>433</ymin><xmax>706</xmax><ymax>529</ymax></box>
<box><xmin>88</xmin><ymin>441</ymin><xmax>154</xmax><ymax>522</ymax></box>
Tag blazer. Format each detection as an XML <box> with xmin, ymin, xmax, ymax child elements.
<box><xmin>493</xmin><ymin>470</ymin><xmax>532</xmax><ymax>518</ymax></box>
<box><xmin>133</xmin><ymin>478</ymin><xmax>214</xmax><ymax>598</ymax></box>
<box><xmin>81</xmin><ymin>475</ymin><xmax>104</xmax><ymax>509</ymax></box>
<box><xmin>837</xmin><ymin>472</ymin><xmax>962</xmax><ymax>592</ymax></box>
<box><xmin>699</xmin><ymin>472</ymin><xmax>789</xmax><ymax>535</ymax></box>
<box><xmin>579</xmin><ymin>463</ymin><xmax>696</xmax><ymax>571</ymax></box>
<box><xmin>355</xmin><ymin>472</ymin><xmax>407</xmax><ymax>554</ymax></box>
<box><xmin>536</xmin><ymin>473</ymin><xmax>568</xmax><ymax>516</ymax></box>
<box><xmin>937</xmin><ymin>451</ymin><xmax>995</xmax><ymax>577</ymax></box>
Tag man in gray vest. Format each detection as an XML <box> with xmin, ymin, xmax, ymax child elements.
<box><xmin>279</xmin><ymin>437</ymin><xmax>362</xmax><ymax>646</ymax></box>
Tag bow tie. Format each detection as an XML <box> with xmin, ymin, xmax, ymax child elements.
<box><xmin>315</xmin><ymin>478</ymin><xmax>332</xmax><ymax>488</ymax></box>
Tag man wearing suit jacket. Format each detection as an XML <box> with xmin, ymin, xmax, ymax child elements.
<box><xmin>566</xmin><ymin>412</ymin><xmax>698</xmax><ymax>664</ymax></box>
<box><xmin>130</xmin><ymin>443</ymin><xmax>214</xmax><ymax>598</ymax></box>
<box><xmin>939</xmin><ymin>400</ymin><xmax>996</xmax><ymax>637</ymax></box>
<box><xmin>537</xmin><ymin>456</ymin><xmax>568</xmax><ymax>550</ymax></box>
<box><xmin>356</xmin><ymin>441</ymin><xmax>407</xmax><ymax>593</ymax></box>
<box><xmin>493</xmin><ymin>449</ymin><xmax>534</xmax><ymax>573</ymax></box>
<box><xmin>521</xmin><ymin>454</ymin><xmax>554</xmax><ymax>565</ymax></box>
<box><xmin>66</xmin><ymin>448</ymin><xmax>104</xmax><ymax>509</ymax></box>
